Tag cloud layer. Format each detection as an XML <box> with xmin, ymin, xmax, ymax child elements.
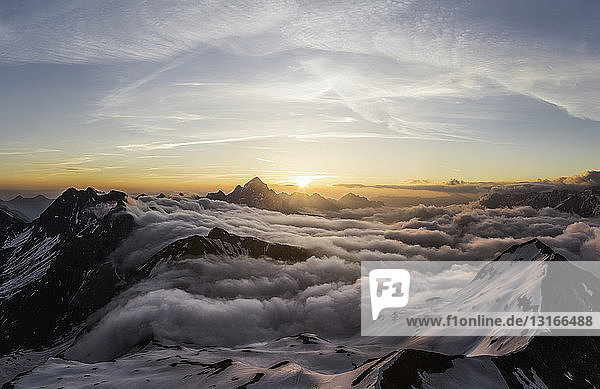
<box><xmin>66</xmin><ymin>195</ymin><xmax>600</xmax><ymax>361</ymax></box>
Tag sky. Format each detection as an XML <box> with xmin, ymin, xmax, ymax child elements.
<box><xmin>1</xmin><ymin>0</ymin><xmax>599</xmax><ymax>195</ymax></box>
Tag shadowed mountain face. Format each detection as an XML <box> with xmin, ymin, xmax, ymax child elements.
<box><xmin>0</xmin><ymin>188</ymin><xmax>136</xmax><ymax>354</ymax></box>
<box><xmin>0</xmin><ymin>195</ymin><xmax>54</xmax><ymax>222</ymax></box>
<box><xmin>377</xmin><ymin>335</ymin><xmax>600</xmax><ymax>389</ymax></box>
<box><xmin>206</xmin><ymin>177</ymin><xmax>383</xmax><ymax>213</ymax></box>
<box><xmin>0</xmin><ymin>209</ymin><xmax>26</xmax><ymax>245</ymax></box>
<box><xmin>481</xmin><ymin>187</ymin><xmax>600</xmax><ymax>217</ymax></box>
<box><xmin>131</xmin><ymin>227</ymin><xmax>311</xmax><ymax>282</ymax></box>
<box><xmin>208</xmin><ymin>177</ymin><xmax>288</xmax><ymax>212</ymax></box>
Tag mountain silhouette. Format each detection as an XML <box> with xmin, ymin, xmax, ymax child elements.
<box><xmin>481</xmin><ymin>187</ymin><xmax>600</xmax><ymax>217</ymax></box>
<box><xmin>0</xmin><ymin>194</ymin><xmax>53</xmax><ymax>222</ymax></box>
<box><xmin>206</xmin><ymin>177</ymin><xmax>383</xmax><ymax>213</ymax></box>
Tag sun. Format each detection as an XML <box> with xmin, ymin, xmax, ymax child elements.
<box><xmin>295</xmin><ymin>176</ymin><xmax>311</xmax><ymax>188</ymax></box>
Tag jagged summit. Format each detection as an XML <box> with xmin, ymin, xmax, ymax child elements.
<box><xmin>38</xmin><ymin>187</ymin><xmax>128</xmax><ymax>235</ymax></box>
<box><xmin>493</xmin><ymin>237</ymin><xmax>566</xmax><ymax>262</ymax></box>
<box><xmin>2</xmin><ymin>187</ymin><xmax>600</xmax><ymax>388</ymax></box>
<box><xmin>244</xmin><ymin>176</ymin><xmax>268</xmax><ymax>189</ymax></box>
<box><xmin>206</xmin><ymin>226</ymin><xmax>234</xmax><ymax>240</ymax></box>
<box><xmin>206</xmin><ymin>177</ymin><xmax>383</xmax><ymax>213</ymax></box>
<box><xmin>7</xmin><ymin>194</ymin><xmax>51</xmax><ymax>201</ymax></box>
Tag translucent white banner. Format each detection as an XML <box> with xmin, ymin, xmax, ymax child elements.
<box><xmin>361</xmin><ymin>261</ymin><xmax>600</xmax><ymax>336</ymax></box>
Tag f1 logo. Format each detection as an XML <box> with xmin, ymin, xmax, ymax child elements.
<box><xmin>369</xmin><ymin>269</ymin><xmax>410</xmax><ymax>320</ymax></box>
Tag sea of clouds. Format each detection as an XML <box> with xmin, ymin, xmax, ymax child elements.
<box><xmin>67</xmin><ymin>196</ymin><xmax>600</xmax><ymax>362</ymax></box>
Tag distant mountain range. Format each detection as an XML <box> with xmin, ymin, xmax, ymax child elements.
<box><xmin>0</xmin><ymin>194</ymin><xmax>54</xmax><ymax>222</ymax></box>
<box><xmin>206</xmin><ymin>177</ymin><xmax>384</xmax><ymax>213</ymax></box>
<box><xmin>480</xmin><ymin>187</ymin><xmax>600</xmax><ymax>217</ymax></box>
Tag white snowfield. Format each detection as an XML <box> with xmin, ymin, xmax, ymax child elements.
<box><xmin>8</xmin><ymin>336</ymin><xmax>392</xmax><ymax>389</ymax></box>
<box><xmin>0</xmin><ymin>230</ymin><xmax>60</xmax><ymax>299</ymax></box>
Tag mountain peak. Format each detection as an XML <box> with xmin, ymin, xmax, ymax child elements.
<box><xmin>1</xmin><ymin>193</ymin><xmax>55</xmax><ymax>221</ymax></box>
<box><xmin>339</xmin><ymin>193</ymin><xmax>360</xmax><ymax>199</ymax></box>
<box><xmin>338</xmin><ymin>192</ymin><xmax>384</xmax><ymax>209</ymax></box>
<box><xmin>38</xmin><ymin>187</ymin><xmax>128</xmax><ymax>235</ymax></box>
<box><xmin>481</xmin><ymin>186</ymin><xmax>600</xmax><ymax>217</ymax></box>
<box><xmin>244</xmin><ymin>177</ymin><xmax>268</xmax><ymax>189</ymax></box>
<box><xmin>8</xmin><ymin>194</ymin><xmax>51</xmax><ymax>201</ymax></box>
<box><xmin>206</xmin><ymin>178</ymin><xmax>383</xmax><ymax>213</ymax></box>
<box><xmin>494</xmin><ymin>237</ymin><xmax>564</xmax><ymax>261</ymax></box>
<box><xmin>207</xmin><ymin>226</ymin><xmax>233</xmax><ymax>241</ymax></box>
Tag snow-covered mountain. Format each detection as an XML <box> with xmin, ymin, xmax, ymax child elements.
<box><xmin>206</xmin><ymin>177</ymin><xmax>383</xmax><ymax>213</ymax></box>
<box><xmin>2</xmin><ymin>189</ymin><xmax>600</xmax><ymax>388</ymax></box>
<box><xmin>377</xmin><ymin>238</ymin><xmax>600</xmax><ymax>388</ymax></box>
<box><xmin>481</xmin><ymin>187</ymin><xmax>600</xmax><ymax>217</ymax></box>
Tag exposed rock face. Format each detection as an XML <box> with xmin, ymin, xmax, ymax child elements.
<box><xmin>492</xmin><ymin>336</ymin><xmax>600</xmax><ymax>389</ymax></box>
<box><xmin>282</xmin><ymin>192</ymin><xmax>340</xmax><ymax>212</ymax></box>
<box><xmin>0</xmin><ymin>209</ymin><xmax>26</xmax><ymax>246</ymax></box>
<box><xmin>377</xmin><ymin>335</ymin><xmax>600</xmax><ymax>389</ymax></box>
<box><xmin>132</xmin><ymin>227</ymin><xmax>311</xmax><ymax>281</ymax></box>
<box><xmin>0</xmin><ymin>188</ymin><xmax>136</xmax><ymax>354</ymax></box>
<box><xmin>206</xmin><ymin>177</ymin><xmax>383</xmax><ymax>213</ymax></box>
<box><xmin>2</xmin><ymin>187</ymin><xmax>598</xmax><ymax>388</ymax></box>
<box><xmin>480</xmin><ymin>187</ymin><xmax>600</xmax><ymax>217</ymax></box>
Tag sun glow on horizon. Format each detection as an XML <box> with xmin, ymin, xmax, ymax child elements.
<box><xmin>295</xmin><ymin>176</ymin><xmax>311</xmax><ymax>188</ymax></box>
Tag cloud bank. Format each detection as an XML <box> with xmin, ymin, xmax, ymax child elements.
<box><xmin>64</xmin><ymin>194</ymin><xmax>600</xmax><ymax>362</ymax></box>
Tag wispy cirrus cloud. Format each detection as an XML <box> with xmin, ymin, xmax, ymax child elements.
<box><xmin>3</xmin><ymin>0</ymin><xmax>599</xmax><ymax>121</ymax></box>
<box><xmin>0</xmin><ymin>0</ymin><xmax>296</xmax><ymax>64</ymax></box>
<box><xmin>117</xmin><ymin>135</ymin><xmax>280</xmax><ymax>151</ymax></box>
<box><xmin>0</xmin><ymin>148</ymin><xmax>62</xmax><ymax>156</ymax></box>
